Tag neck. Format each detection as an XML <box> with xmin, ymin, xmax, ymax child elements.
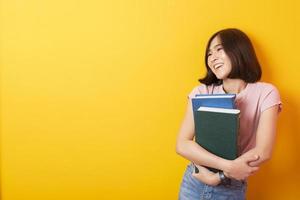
<box><xmin>222</xmin><ymin>79</ymin><xmax>247</xmax><ymax>94</ymax></box>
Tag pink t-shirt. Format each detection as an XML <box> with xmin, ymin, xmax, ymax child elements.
<box><xmin>188</xmin><ymin>82</ymin><xmax>282</xmax><ymax>155</ymax></box>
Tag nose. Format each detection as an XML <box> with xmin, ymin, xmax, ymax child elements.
<box><xmin>212</xmin><ymin>50</ymin><xmax>219</xmax><ymax>59</ymax></box>
<box><xmin>209</xmin><ymin>52</ymin><xmax>218</xmax><ymax>63</ymax></box>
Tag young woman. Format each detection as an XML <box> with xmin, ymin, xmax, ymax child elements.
<box><xmin>176</xmin><ymin>28</ymin><xmax>282</xmax><ymax>199</ymax></box>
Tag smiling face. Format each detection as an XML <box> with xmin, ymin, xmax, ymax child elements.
<box><xmin>207</xmin><ymin>36</ymin><xmax>232</xmax><ymax>80</ymax></box>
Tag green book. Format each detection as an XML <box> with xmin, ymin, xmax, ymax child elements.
<box><xmin>194</xmin><ymin>106</ymin><xmax>240</xmax><ymax>173</ymax></box>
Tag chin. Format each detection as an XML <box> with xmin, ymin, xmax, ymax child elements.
<box><xmin>216</xmin><ymin>75</ymin><xmax>227</xmax><ymax>80</ymax></box>
<box><xmin>215</xmin><ymin>73</ymin><xmax>230</xmax><ymax>80</ymax></box>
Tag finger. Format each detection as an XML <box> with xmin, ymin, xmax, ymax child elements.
<box><xmin>194</xmin><ymin>164</ymin><xmax>201</xmax><ymax>168</ymax></box>
<box><xmin>250</xmin><ymin>170</ymin><xmax>258</xmax><ymax>175</ymax></box>
<box><xmin>248</xmin><ymin>160</ymin><xmax>258</xmax><ymax>167</ymax></box>
<box><xmin>250</xmin><ymin>166</ymin><xmax>259</xmax><ymax>173</ymax></box>
<box><xmin>245</xmin><ymin>155</ymin><xmax>260</xmax><ymax>162</ymax></box>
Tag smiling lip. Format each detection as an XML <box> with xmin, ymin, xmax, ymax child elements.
<box><xmin>213</xmin><ymin>63</ymin><xmax>223</xmax><ymax>69</ymax></box>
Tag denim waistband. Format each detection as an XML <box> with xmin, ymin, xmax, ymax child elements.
<box><xmin>188</xmin><ymin>163</ymin><xmax>247</xmax><ymax>187</ymax></box>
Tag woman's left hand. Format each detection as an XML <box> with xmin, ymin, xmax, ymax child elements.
<box><xmin>192</xmin><ymin>164</ymin><xmax>221</xmax><ymax>186</ymax></box>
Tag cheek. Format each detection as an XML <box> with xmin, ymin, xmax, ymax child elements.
<box><xmin>221</xmin><ymin>53</ymin><xmax>231</xmax><ymax>63</ymax></box>
<box><xmin>207</xmin><ymin>58</ymin><xmax>214</xmax><ymax>68</ymax></box>
<box><xmin>207</xmin><ymin>63</ymin><xmax>214</xmax><ymax>71</ymax></box>
<box><xmin>206</xmin><ymin>57</ymin><xmax>211</xmax><ymax>64</ymax></box>
<box><xmin>226</xmin><ymin>61</ymin><xmax>232</xmax><ymax>71</ymax></box>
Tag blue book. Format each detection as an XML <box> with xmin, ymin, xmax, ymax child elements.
<box><xmin>191</xmin><ymin>94</ymin><xmax>236</xmax><ymax>112</ymax></box>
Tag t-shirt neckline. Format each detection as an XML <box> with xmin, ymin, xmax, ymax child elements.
<box><xmin>220</xmin><ymin>83</ymin><xmax>249</xmax><ymax>100</ymax></box>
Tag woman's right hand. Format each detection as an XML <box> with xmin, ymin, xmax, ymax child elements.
<box><xmin>192</xmin><ymin>164</ymin><xmax>221</xmax><ymax>186</ymax></box>
<box><xmin>224</xmin><ymin>154</ymin><xmax>260</xmax><ymax>180</ymax></box>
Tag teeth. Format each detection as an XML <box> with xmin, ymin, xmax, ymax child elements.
<box><xmin>214</xmin><ymin>64</ymin><xmax>223</xmax><ymax>69</ymax></box>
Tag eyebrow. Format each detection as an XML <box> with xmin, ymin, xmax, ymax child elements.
<box><xmin>208</xmin><ymin>44</ymin><xmax>222</xmax><ymax>52</ymax></box>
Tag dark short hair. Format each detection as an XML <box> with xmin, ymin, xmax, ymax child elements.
<box><xmin>199</xmin><ymin>28</ymin><xmax>262</xmax><ymax>85</ymax></box>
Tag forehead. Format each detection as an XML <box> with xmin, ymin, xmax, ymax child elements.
<box><xmin>208</xmin><ymin>36</ymin><xmax>222</xmax><ymax>50</ymax></box>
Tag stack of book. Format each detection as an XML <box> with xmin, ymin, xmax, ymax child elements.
<box><xmin>191</xmin><ymin>94</ymin><xmax>240</xmax><ymax>172</ymax></box>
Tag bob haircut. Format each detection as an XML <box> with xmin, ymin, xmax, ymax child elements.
<box><xmin>199</xmin><ymin>28</ymin><xmax>262</xmax><ymax>85</ymax></box>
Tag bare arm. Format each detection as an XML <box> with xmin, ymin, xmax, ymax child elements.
<box><xmin>184</xmin><ymin>104</ymin><xmax>280</xmax><ymax>183</ymax></box>
<box><xmin>246</xmin><ymin>105</ymin><xmax>280</xmax><ymax>167</ymax></box>
<box><xmin>176</xmin><ymin>99</ymin><xmax>258</xmax><ymax>176</ymax></box>
<box><xmin>223</xmin><ymin>105</ymin><xmax>280</xmax><ymax>180</ymax></box>
<box><xmin>176</xmin><ymin>100</ymin><xmax>230</xmax><ymax>170</ymax></box>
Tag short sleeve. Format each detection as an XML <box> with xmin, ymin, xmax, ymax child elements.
<box><xmin>260</xmin><ymin>85</ymin><xmax>282</xmax><ymax>113</ymax></box>
<box><xmin>188</xmin><ymin>87</ymin><xmax>199</xmax><ymax>99</ymax></box>
<box><xmin>187</xmin><ymin>85</ymin><xmax>207</xmax><ymax>99</ymax></box>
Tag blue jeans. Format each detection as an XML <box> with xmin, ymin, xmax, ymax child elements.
<box><xmin>178</xmin><ymin>164</ymin><xmax>247</xmax><ymax>200</ymax></box>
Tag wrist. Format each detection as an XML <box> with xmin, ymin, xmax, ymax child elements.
<box><xmin>220</xmin><ymin>160</ymin><xmax>233</xmax><ymax>179</ymax></box>
<box><xmin>219</xmin><ymin>171</ymin><xmax>231</xmax><ymax>185</ymax></box>
<box><xmin>223</xmin><ymin>171</ymin><xmax>230</xmax><ymax>178</ymax></box>
<box><xmin>220</xmin><ymin>159</ymin><xmax>232</xmax><ymax>172</ymax></box>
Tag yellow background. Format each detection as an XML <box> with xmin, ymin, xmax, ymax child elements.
<box><xmin>1</xmin><ymin>0</ymin><xmax>299</xmax><ymax>199</ymax></box>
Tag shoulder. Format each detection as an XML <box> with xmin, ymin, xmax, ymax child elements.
<box><xmin>188</xmin><ymin>84</ymin><xmax>210</xmax><ymax>98</ymax></box>
<box><xmin>249</xmin><ymin>82</ymin><xmax>282</xmax><ymax>112</ymax></box>
<box><xmin>249</xmin><ymin>82</ymin><xmax>280</xmax><ymax>95</ymax></box>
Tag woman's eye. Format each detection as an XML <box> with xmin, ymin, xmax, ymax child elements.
<box><xmin>217</xmin><ymin>48</ymin><xmax>223</xmax><ymax>51</ymax></box>
<box><xmin>207</xmin><ymin>53</ymin><xmax>212</xmax><ymax>57</ymax></box>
